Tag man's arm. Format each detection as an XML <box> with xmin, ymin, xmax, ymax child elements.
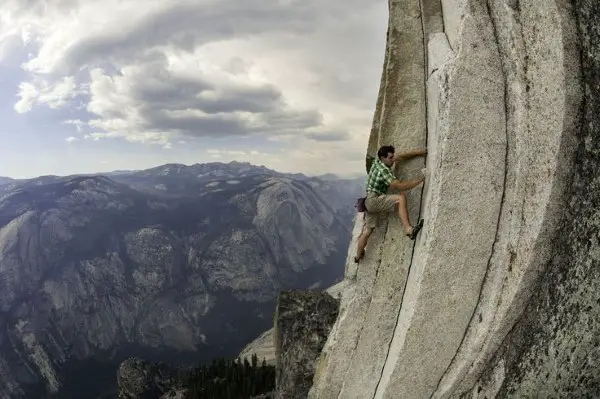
<box><xmin>393</xmin><ymin>148</ymin><xmax>427</xmax><ymax>163</ymax></box>
<box><xmin>390</xmin><ymin>174</ymin><xmax>425</xmax><ymax>191</ymax></box>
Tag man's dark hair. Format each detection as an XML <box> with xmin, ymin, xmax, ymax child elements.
<box><xmin>377</xmin><ymin>145</ymin><xmax>395</xmax><ymax>159</ymax></box>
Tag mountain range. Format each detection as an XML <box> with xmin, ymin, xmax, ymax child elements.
<box><xmin>0</xmin><ymin>177</ymin><xmax>14</xmax><ymax>186</ymax></box>
<box><xmin>0</xmin><ymin>162</ymin><xmax>364</xmax><ymax>398</ymax></box>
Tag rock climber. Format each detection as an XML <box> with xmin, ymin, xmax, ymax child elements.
<box><xmin>354</xmin><ymin>145</ymin><xmax>427</xmax><ymax>264</ymax></box>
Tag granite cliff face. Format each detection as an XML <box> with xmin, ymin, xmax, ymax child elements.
<box><xmin>0</xmin><ymin>163</ymin><xmax>361</xmax><ymax>398</ymax></box>
<box><xmin>308</xmin><ymin>0</ymin><xmax>599</xmax><ymax>398</ymax></box>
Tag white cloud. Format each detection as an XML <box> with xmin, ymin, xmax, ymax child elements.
<box><xmin>65</xmin><ymin>136</ymin><xmax>79</xmax><ymax>143</ymax></box>
<box><xmin>62</xmin><ymin>119</ymin><xmax>86</xmax><ymax>132</ymax></box>
<box><xmin>0</xmin><ymin>0</ymin><xmax>388</xmax><ymax>175</ymax></box>
<box><xmin>14</xmin><ymin>76</ymin><xmax>83</xmax><ymax>113</ymax></box>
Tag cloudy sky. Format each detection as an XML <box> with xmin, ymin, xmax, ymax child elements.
<box><xmin>0</xmin><ymin>0</ymin><xmax>387</xmax><ymax>179</ymax></box>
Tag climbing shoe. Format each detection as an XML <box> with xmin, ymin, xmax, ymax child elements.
<box><xmin>354</xmin><ymin>249</ymin><xmax>365</xmax><ymax>264</ymax></box>
<box><xmin>407</xmin><ymin>219</ymin><xmax>424</xmax><ymax>240</ymax></box>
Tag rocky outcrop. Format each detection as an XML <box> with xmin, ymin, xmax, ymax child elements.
<box><xmin>238</xmin><ymin>281</ymin><xmax>345</xmax><ymax>367</ymax></box>
<box><xmin>0</xmin><ymin>163</ymin><xmax>357</xmax><ymax>398</ymax></box>
<box><xmin>274</xmin><ymin>290</ymin><xmax>339</xmax><ymax>399</ymax></box>
<box><xmin>309</xmin><ymin>0</ymin><xmax>597</xmax><ymax>398</ymax></box>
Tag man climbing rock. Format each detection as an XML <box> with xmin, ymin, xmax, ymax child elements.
<box><xmin>354</xmin><ymin>145</ymin><xmax>426</xmax><ymax>264</ymax></box>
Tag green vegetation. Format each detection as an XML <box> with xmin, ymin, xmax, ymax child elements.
<box><xmin>184</xmin><ymin>354</ymin><xmax>275</xmax><ymax>398</ymax></box>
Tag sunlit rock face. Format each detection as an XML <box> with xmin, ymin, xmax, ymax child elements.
<box><xmin>0</xmin><ymin>163</ymin><xmax>361</xmax><ymax>398</ymax></box>
<box><xmin>308</xmin><ymin>0</ymin><xmax>599</xmax><ymax>398</ymax></box>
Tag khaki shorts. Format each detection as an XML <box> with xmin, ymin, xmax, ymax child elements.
<box><xmin>364</xmin><ymin>192</ymin><xmax>398</xmax><ymax>229</ymax></box>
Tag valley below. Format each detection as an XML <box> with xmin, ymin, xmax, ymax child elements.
<box><xmin>0</xmin><ymin>162</ymin><xmax>363</xmax><ymax>398</ymax></box>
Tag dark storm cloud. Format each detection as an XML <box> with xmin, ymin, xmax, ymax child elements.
<box><xmin>55</xmin><ymin>0</ymin><xmax>321</xmax><ymax>75</ymax></box>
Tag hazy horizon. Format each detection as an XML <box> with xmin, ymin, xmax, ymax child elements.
<box><xmin>0</xmin><ymin>159</ymin><xmax>366</xmax><ymax>180</ymax></box>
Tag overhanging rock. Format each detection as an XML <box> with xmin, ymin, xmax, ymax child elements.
<box><xmin>308</xmin><ymin>0</ymin><xmax>587</xmax><ymax>398</ymax></box>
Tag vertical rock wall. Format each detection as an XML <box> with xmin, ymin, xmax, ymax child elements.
<box><xmin>376</xmin><ymin>0</ymin><xmax>507</xmax><ymax>395</ymax></box>
<box><xmin>309</xmin><ymin>0</ymin><xmax>591</xmax><ymax>397</ymax></box>
<box><xmin>470</xmin><ymin>0</ymin><xmax>600</xmax><ymax>396</ymax></box>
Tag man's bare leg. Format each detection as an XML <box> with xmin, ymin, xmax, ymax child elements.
<box><xmin>397</xmin><ymin>193</ymin><xmax>424</xmax><ymax>239</ymax></box>
<box><xmin>355</xmin><ymin>226</ymin><xmax>373</xmax><ymax>263</ymax></box>
<box><xmin>396</xmin><ymin>193</ymin><xmax>413</xmax><ymax>234</ymax></box>
<box><xmin>355</xmin><ymin>192</ymin><xmax>422</xmax><ymax>265</ymax></box>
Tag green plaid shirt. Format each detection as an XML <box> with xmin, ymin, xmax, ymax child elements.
<box><xmin>366</xmin><ymin>157</ymin><xmax>395</xmax><ymax>195</ymax></box>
